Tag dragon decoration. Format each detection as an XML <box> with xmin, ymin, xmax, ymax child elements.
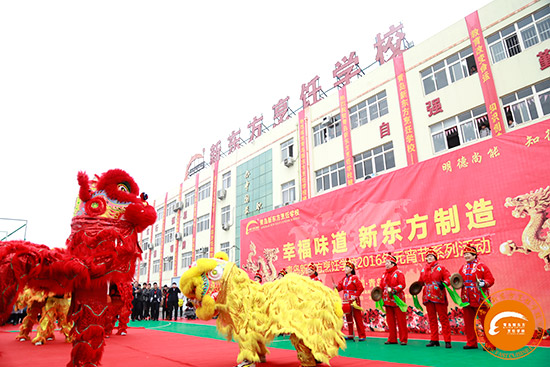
<box><xmin>0</xmin><ymin>169</ymin><xmax>156</xmax><ymax>367</ymax></box>
<box><xmin>500</xmin><ymin>186</ymin><xmax>550</xmax><ymax>271</ymax></box>
<box><xmin>180</xmin><ymin>252</ymin><xmax>346</xmax><ymax>367</ymax></box>
<box><xmin>242</xmin><ymin>241</ymin><xmax>279</xmax><ymax>282</ymax></box>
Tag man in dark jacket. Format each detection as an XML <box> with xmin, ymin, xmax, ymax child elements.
<box><xmin>131</xmin><ymin>282</ymin><xmax>143</xmax><ymax>321</ymax></box>
<box><xmin>141</xmin><ymin>282</ymin><xmax>151</xmax><ymax>320</ymax></box>
<box><xmin>167</xmin><ymin>282</ymin><xmax>181</xmax><ymax>320</ymax></box>
<box><xmin>150</xmin><ymin>282</ymin><xmax>162</xmax><ymax>321</ymax></box>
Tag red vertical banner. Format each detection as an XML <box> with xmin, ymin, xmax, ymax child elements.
<box><xmin>191</xmin><ymin>174</ymin><xmax>200</xmax><ymax>262</ymax></box>
<box><xmin>466</xmin><ymin>11</ymin><xmax>505</xmax><ymax>137</ymax></box>
<box><xmin>298</xmin><ymin>108</ymin><xmax>310</xmax><ymax>200</ymax></box>
<box><xmin>394</xmin><ymin>54</ymin><xmax>418</xmax><ymax>165</ymax></box>
<box><xmin>159</xmin><ymin>194</ymin><xmax>168</xmax><ymax>286</ymax></box>
<box><xmin>209</xmin><ymin>161</ymin><xmax>220</xmax><ymax>257</ymax></box>
<box><xmin>338</xmin><ymin>86</ymin><xmax>355</xmax><ymax>185</ymax></box>
<box><xmin>174</xmin><ymin>183</ymin><xmax>183</xmax><ymax>276</ymax></box>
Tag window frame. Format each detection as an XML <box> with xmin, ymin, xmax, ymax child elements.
<box><xmin>222</xmin><ymin>171</ymin><xmax>232</xmax><ymax>189</ymax></box>
<box><xmin>315</xmin><ymin>161</ymin><xmax>346</xmax><ymax>193</ymax></box>
<box><xmin>198</xmin><ymin>182</ymin><xmax>211</xmax><ymax>201</ymax></box>
<box><xmin>313</xmin><ymin>115</ymin><xmax>342</xmax><ymax>147</ymax></box>
<box><xmin>281</xmin><ymin>138</ymin><xmax>294</xmax><ymax>160</ymax></box>
<box><xmin>353</xmin><ymin>142</ymin><xmax>396</xmax><ymax>180</ymax></box>
<box><xmin>197</xmin><ymin>214</ymin><xmax>210</xmax><ymax>233</ymax></box>
<box><xmin>281</xmin><ymin>180</ymin><xmax>296</xmax><ymax>204</ymax></box>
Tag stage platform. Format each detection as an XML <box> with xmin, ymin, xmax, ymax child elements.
<box><xmin>0</xmin><ymin>319</ymin><xmax>547</xmax><ymax>366</ymax></box>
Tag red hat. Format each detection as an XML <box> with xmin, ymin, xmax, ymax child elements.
<box><xmin>463</xmin><ymin>245</ymin><xmax>477</xmax><ymax>255</ymax></box>
<box><xmin>384</xmin><ymin>253</ymin><xmax>397</xmax><ymax>264</ymax></box>
<box><xmin>308</xmin><ymin>263</ymin><xmax>317</xmax><ymax>272</ymax></box>
<box><xmin>278</xmin><ymin>268</ymin><xmax>287</xmax><ymax>276</ymax></box>
<box><xmin>344</xmin><ymin>258</ymin><xmax>355</xmax><ymax>270</ymax></box>
<box><xmin>425</xmin><ymin>248</ymin><xmax>438</xmax><ymax>260</ymax></box>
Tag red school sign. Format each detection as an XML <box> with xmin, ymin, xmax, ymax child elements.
<box><xmin>240</xmin><ymin>119</ymin><xmax>550</xmax><ymax>327</ymax></box>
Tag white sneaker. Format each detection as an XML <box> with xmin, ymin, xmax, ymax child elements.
<box><xmin>236</xmin><ymin>360</ymin><xmax>256</xmax><ymax>367</ymax></box>
<box><xmin>120</xmin><ymin>331</ymin><xmax>127</xmax><ymax>336</ymax></box>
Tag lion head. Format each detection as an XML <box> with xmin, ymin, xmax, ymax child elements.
<box><xmin>179</xmin><ymin>252</ymin><xmax>232</xmax><ymax>320</ymax></box>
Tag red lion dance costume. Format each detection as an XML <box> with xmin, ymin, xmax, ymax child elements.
<box><xmin>0</xmin><ymin>169</ymin><xmax>156</xmax><ymax>367</ymax></box>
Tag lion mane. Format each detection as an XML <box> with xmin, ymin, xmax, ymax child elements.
<box><xmin>180</xmin><ymin>254</ymin><xmax>346</xmax><ymax>365</ymax></box>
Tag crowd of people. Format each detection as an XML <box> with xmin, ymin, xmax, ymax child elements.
<box><xmin>131</xmin><ymin>281</ymin><xmax>196</xmax><ymax>321</ymax></box>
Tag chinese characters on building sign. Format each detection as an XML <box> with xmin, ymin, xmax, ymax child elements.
<box><xmin>374</xmin><ymin>24</ymin><xmax>406</xmax><ymax>65</ymax></box>
<box><xmin>333</xmin><ymin>52</ymin><xmax>362</xmax><ymax>88</ymax></box>
<box><xmin>537</xmin><ymin>49</ymin><xmax>550</xmax><ymax>71</ymax></box>
<box><xmin>426</xmin><ymin>98</ymin><xmax>443</xmax><ymax>117</ymax></box>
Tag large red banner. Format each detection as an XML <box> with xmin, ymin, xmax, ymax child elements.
<box><xmin>241</xmin><ymin>119</ymin><xmax>550</xmax><ymax>332</ymax></box>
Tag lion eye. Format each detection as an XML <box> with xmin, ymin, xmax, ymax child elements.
<box><xmin>117</xmin><ymin>183</ymin><xmax>130</xmax><ymax>193</ymax></box>
<box><xmin>208</xmin><ymin>265</ymin><xmax>223</xmax><ymax>281</ymax></box>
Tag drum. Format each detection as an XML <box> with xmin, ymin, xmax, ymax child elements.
<box><xmin>342</xmin><ymin>300</ymin><xmax>352</xmax><ymax>314</ymax></box>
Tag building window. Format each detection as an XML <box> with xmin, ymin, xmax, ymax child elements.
<box><xmin>163</xmin><ymin>256</ymin><xmax>173</xmax><ymax>272</ymax></box>
<box><xmin>195</xmin><ymin>247</ymin><xmax>208</xmax><ymax>260</ymax></box>
<box><xmin>222</xmin><ymin>171</ymin><xmax>232</xmax><ymax>189</ymax></box>
<box><xmin>156</xmin><ymin>207</ymin><xmax>164</xmax><ymax>222</ymax></box>
<box><xmin>503</xmin><ymin>79</ymin><xmax>550</xmax><ymax>128</ymax></box>
<box><xmin>141</xmin><ymin>262</ymin><xmax>148</xmax><ymax>275</ymax></box>
<box><xmin>164</xmin><ymin>228</ymin><xmax>174</xmax><ymax>243</ymax></box>
<box><xmin>221</xmin><ymin>205</ymin><xmax>231</xmax><ymax>226</ymax></box>
<box><xmin>152</xmin><ymin>259</ymin><xmax>160</xmax><ymax>273</ymax></box>
<box><xmin>198</xmin><ymin>182</ymin><xmax>211</xmax><ymax>201</ymax></box>
<box><xmin>281</xmin><ymin>138</ymin><xmax>294</xmax><ymax>160</ymax></box>
<box><xmin>154</xmin><ymin>233</ymin><xmax>162</xmax><ymax>247</ymax></box>
<box><xmin>184</xmin><ymin>191</ymin><xmax>195</xmax><ymax>208</ymax></box>
<box><xmin>166</xmin><ymin>201</ymin><xmax>177</xmax><ymax>217</ymax></box>
<box><xmin>313</xmin><ymin>114</ymin><xmax>342</xmax><ymax>146</ymax></box>
<box><xmin>430</xmin><ymin>105</ymin><xmax>488</xmax><ymax>153</ymax></box>
<box><xmin>349</xmin><ymin>90</ymin><xmax>389</xmax><ymax>129</ymax></box>
<box><xmin>367</xmin><ymin>90</ymin><xmax>389</xmax><ymax>121</ymax></box>
<box><xmin>354</xmin><ymin>142</ymin><xmax>395</xmax><ymax>180</ymax></box>
<box><xmin>421</xmin><ymin>47</ymin><xmax>476</xmax><ymax>95</ymax></box>
<box><xmin>220</xmin><ymin>242</ymin><xmax>230</xmax><ymax>258</ymax></box>
<box><xmin>183</xmin><ymin>220</ymin><xmax>193</xmax><ymax>237</ymax></box>
<box><xmin>181</xmin><ymin>252</ymin><xmax>192</xmax><ymax>269</ymax></box>
<box><xmin>282</xmin><ymin>180</ymin><xmax>296</xmax><ymax>204</ymax></box>
<box><xmin>197</xmin><ymin>214</ymin><xmax>210</xmax><ymax>232</ymax></box>
<box><xmin>315</xmin><ymin>161</ymin><xmax>345</xmax><ymax>193</ymax></box>
<box><xmin>487</xmin><ymin>6</ymin><xmax>550</xmax><ymax>64</ymax></box>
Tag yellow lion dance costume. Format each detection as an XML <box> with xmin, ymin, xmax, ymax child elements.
<box><xmin>180</xmin><ymin>253</ymin><xmax>346</xmax><ymax>367</ymax></box>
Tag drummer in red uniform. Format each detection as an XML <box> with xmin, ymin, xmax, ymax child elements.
<box><xmin>307</xmin><ymin>263</ymin><xmax>320</xmax><ymax>281</ymax></box>
<box><xmin>417</xmin><ymin>248</ymin><xmax>452</xmax><ymax>348</ymax></box>
<box><xmin>459</xmin><ymin>245</ymin><xmax>495</xmax><ymax>351</ymax></box>
<box><xmin>335</xmin><ymin>259</ymin><xmax>366</xmax><ymax>341</ymax></box>
<box><xmin>380</xmin><ymin>253</ymin><xmax>408</xmax><ymax>345</ymax></box>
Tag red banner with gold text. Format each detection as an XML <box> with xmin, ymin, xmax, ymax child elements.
<box><xmin>241</xmin><ymin>119</ymin><xmax>550</xmax><ymax>332</ymax></box>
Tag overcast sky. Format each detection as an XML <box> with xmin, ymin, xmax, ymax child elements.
<box><xmin>0</xmin><ymin>0</ymin><xmax>492</xmax><ymax>247</ymax></box>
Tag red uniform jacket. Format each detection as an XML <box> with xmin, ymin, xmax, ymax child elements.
<box><xmin>380</xmin><ymin>266</ymin><xmax>405</xmax><ymax>307</ymax></box>
<box><xmin>459</xmin><ymin>259</ymin><xmax>494</xmax><ymax>307</ymax></box>
<box><xmin>337</xmin><ymin>274</ymin><xmax>364</xmax><ymax>305</ymax></box>
<box><xmin>309</xmin><ymin>274</ymin><xmax>320</xmax><ymax>282</ymax></box>
<box><xmin>417</xmin><ymin>262</ymin><xmax>451</xmax><ymax>304</ymax></box>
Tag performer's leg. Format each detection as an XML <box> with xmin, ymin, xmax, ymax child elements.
<box><xmin>289</xmin><ymin>334</ymin><xmax>317</xmax><ymax>367</ymax></box>
<box><xmin>426</xmin><ymin>302</ymin><xmax>439</xmax><ymax>342</ymax></box>
<box><xmin>396</xmin><ymin>307</ymin><xmax>408</xmax><ymax>344</ymax></box>
<box><xmin>344</xmin><ymin>312</ymin><xmax>354</xmax><ymax>338</ymax></box>
<box><xmin>352</xmin><ymin>307</ymin><xmax>366</xmax><ymax>339</ymax></box>
<box><xmin>17</xmin><ymin>302</ymin><xmax>43</xmax><ymax>341</ymax></box>
<box><xmin>436</xmin><ymin>303</ymin><xmax>451</xmax><ymax>343</ymax></box>
<box><xmin>462</xmin><ymin>306</ymin><xmax>477</xmax><ymax>348</ymax></box>
<box><xmin>385</xmin><ymin>306</ymin><xmax>397</xmax><ymax>343</ymax></box>
<box><xmin>117</xmin><ymin>300</ymin><xmax>130</xmax><ymax>335</ymax></box>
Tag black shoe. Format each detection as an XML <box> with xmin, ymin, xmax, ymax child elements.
<box><xmin>463</xmin><ymin>345</ymin><xmax>478</xmax><ymax>349</ymax></box>
<box><xmin>385</xmin><ymin>341</ymin><xmax>398</xmax><ymax>344</ymax></box>
<box><xmin>344</xmin><ymin>336</ymin><xmax>354</xmax><ymax>340</ymax></box>
<box><xmin>445</xmin><ymin>342</ymin><xmax>451</xmax><ymax>348</ymax></box>
<box><xmin>400</xmin><ymin>342</ymin><xmax>407</xmax><ymax>345</ymax></box>
<box><xmin>426</xmin><ymin>341</ymin><xmax>440</xmax><ymax>347</ymax></box>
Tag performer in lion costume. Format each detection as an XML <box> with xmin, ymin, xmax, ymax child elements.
<box><xmin>180</xmin><ymin>253</ymin><xmax>346</xmax><ymax>367</ymax></box>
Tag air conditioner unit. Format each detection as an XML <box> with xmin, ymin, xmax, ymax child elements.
<box><xmin>175</xmin><ymin>232</ymin><xmax>183</xmax><ymax>241</ymax></box>
<box><xmin>322</xmin><ymin>115</ymin><xmax>334</xmax><ymax>126</ymax></box>
<box><xmin>283</xmin><ymin>157</ymin><xmax>294</xmax><ymax>167</ymax></box>
<box><xmin>222</xmin><ymin>223</ymin><xmax>230</xmax><ymax>231</ymax></box>
<box><xmin>148</xmin><ymin>242</ymin><xmax>155</xmax><ymax>250</ymax></box>
<box><xmin>284</xmin><ymin>201</ymin><xmax>292</xmax><ymax>206</ymax></box>
<box><xmin>174</xmin><ymin>201</ymin><xmax>184</xmax><ymax>211</ymax></box>
<box><xmin>217</xmin><ymin>189</ymin><xmax>227</xmax><ymax>200</ymax></box>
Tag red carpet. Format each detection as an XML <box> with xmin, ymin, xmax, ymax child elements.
<box><xmin>0</xmin><ymin>326</ymin><xmax>420</xmax><ymax>367</ymax></box>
